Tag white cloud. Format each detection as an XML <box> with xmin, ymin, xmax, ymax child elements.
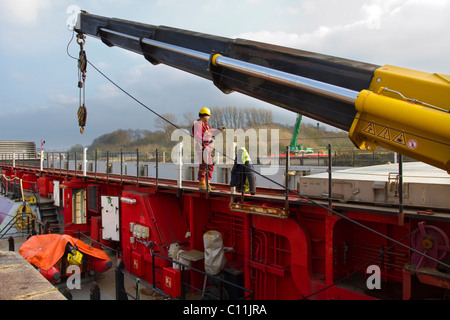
<box><xmin>361</xmin><ymin>0</ymin><xmax>409</xmax><ymax>30</ymax></box>
<box><xmin>0</xmin><ymin>0</ymin><xmax>62</xmax><ymax>57</ymax></box>
<box><xmin>235</xmin><ymin>26</ymin><xmax>337</xmax><ymax>52</ymax></box>
<box><xmin>411</xmin><ymin>0</ymin><xmax>449</xmax><ymax>6</ymax></box>
<box><xmin>96</xmin><ymin>62</ymin><xmax>110</xmax><ymax>70</ymax></box>
<box><xmin>362</xmin><ymin>4</ymin><xmax>384</xmax><ymax>30</ymax></box>
<box><xmin>301</xmin><ymin>1</ymin><xmax>316</xmax><ymax>15</ymax></box>
<box><xmin>10</xmin><ymin>70</ymin><xmax>30</xmax><ymax>82</ymax></box>
<box><xmin>0</xmin><ymin>0</ymin><xmax>51</xmax><ymax>25</ymax></box>
<box><xmin>96</xmin><ymin>83</ymin><xmax>122</xmax><ymax>99</ymax></box>
<box><xmin>49</xmin><ymin>94</ymin><xmax>78</xmax><ymax>106</ymax></box>
<box><xmin>233</xmin><ymin>0</ymin><xmax>450</xmax><ymax>73</ymax></box>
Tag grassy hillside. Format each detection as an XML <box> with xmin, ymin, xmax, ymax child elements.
<box><xmin>68</xmin><ymin>121</ymin><xmax>354</xmax><ymax>157</ymax></box>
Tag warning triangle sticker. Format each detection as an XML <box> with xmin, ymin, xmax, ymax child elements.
<box><xmin>392</xmin><ymin>132</ymin><xmax>406</xmax><ymax>145</ymax></box>
<box><xmin>377</xmin><ymin>127</ymin><xmax>391</xmax><ymax>140</ymax></box>
<box><xmin>363</xmin><ymin>123</ymin><xmax>375</xmax><ymax>135</ymax></box>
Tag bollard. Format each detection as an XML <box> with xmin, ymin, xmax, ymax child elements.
<box><xmin>90</xmin><ymin>281</ymin><xmax>101</xmax><ymax>300</ymax></box>
<box><xmin>115</xmin><ymin>259</ymin><xmax>128</xmax><ymax>300</ymax></box>
<box><xmin>43</xmin><ymin>220</ymin><xmax>49</xmax><ymax>234</ymax></box>
<box><xmin>135</xmin><ymin>278</ymin><xmax>141</xmax><ymax>300</ymax></box>
<box><xmin>8</xmin><ymin>236</ymin><xmax>14</xmax><ymax>251</ymax></box>
<box><xmin>61</xmin><ymin>288</ymin><xmax>73</xmax><ymax>300</ymax></box>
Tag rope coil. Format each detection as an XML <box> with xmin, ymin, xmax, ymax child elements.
<box><xmin>14</xmin><ymin>204</ymin><xmax>36</xmax><ymax>233</ymax></box>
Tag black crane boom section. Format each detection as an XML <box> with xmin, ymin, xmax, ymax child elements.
<box><xmin>75</xmin><ymin>12</ymin><xmax>380</xmax><ymax>131</ymax></box>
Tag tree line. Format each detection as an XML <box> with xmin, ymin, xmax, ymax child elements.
<box><xmin>208</xmin><ymin>106</ymin><xmax>273</xmax><ymax>129</ymax></box>
<box><xmin>67</xmin><ymin>105</ymin><xmax>356</xmax><ymax>156</ymax></box>
<box><xmin>155</xmin><ymin>106</ymin><xmax>273</xmax><ymax>131</ymax></box>
<box><xmin>153</xmin><ymin>106</ymin><xmax>274</xmax><ymax>144</ymax></box>
<box><xmin>69</xmin><ymin>106</ymin><xmax>274</xmax><ymax>154</ymax></box>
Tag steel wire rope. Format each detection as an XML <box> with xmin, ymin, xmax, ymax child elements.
<box><xmin>66</xmin><ymin>31</ymin><xmax>450</xmax><ymax>271</ymax></box>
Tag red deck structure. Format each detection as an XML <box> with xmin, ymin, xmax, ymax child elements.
<box><xmin>2</xmin><ymin>162</ymin><xmax>449</xmax><ymax>300</ymax></box>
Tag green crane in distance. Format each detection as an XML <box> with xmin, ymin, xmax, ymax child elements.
<box><xmin>289</xmin><ymin>114</ymin><xmax>314</xmax><ymax>155</ymax></box>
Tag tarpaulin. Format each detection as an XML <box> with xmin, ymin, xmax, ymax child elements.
<box><xmin>203</xmin><ymin>230</ymin><xmax>226</xmax><ymax>276</ymax></box>
<box><xmin>19</xmin><ymin>234</ymin><xmax>111</xmax><ymax>271</ymax></box>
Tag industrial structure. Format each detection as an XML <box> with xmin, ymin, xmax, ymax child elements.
<box><xmin>0</xmin><ymin>12</ymin><xmax>449</xmax><ymax>300</ymax></box>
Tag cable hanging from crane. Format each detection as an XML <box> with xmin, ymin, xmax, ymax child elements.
<box><xmin>76</xmin><ymin>33</ymin><xmax>87</xmax><ymax>134</ymax></box>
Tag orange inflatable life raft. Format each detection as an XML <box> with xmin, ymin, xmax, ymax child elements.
<box><xmin>37</xmin><ymin>266</ymin><xmax>61</xmax><ymax>284</ymax></box>
<box><xmin>19</xmin><ymin>234</ymin><xmax>112</xmax><ymax>283</ymax></box>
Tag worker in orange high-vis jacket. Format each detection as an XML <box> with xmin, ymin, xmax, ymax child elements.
<box><xmin>192</xmin><ymin>107</ymin><xmax>225</xmax><ymax>191</ymax></box>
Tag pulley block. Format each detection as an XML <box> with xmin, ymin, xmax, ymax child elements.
<box><xmin>77</xmin><ymin>104</ymin><xmax>87</xmax><ymax>134</ymax></box>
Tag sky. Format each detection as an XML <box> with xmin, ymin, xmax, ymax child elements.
<box><xmin>0</xmin><ymin>0</ymin><xmax>449</xmax><ymax>151</ymax></box>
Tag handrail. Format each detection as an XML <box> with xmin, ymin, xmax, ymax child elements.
<box><xmin>0</xmin><ymin>210</ymin><xmax>45</xmax><ymax>239</ymax></box>
<box><xmin>1</xmin><ymin>174</ymin><xmax>24</xmax><ymax>202</ymax></box>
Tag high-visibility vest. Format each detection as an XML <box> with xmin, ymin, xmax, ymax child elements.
<box><xmin>238</xmin><ymin>147</ymin><xmax>251</xmax><ymax>192</ymax></box>
<box><xmin>239</xmin><ymin>147</ymin><xmax>251</xmax><ymax>164</ymax></box>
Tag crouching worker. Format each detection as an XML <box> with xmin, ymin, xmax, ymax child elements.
<box><xmin>230</xmin><ymin>147</ymin><xmax>256</xmax><ymax>195</ymax></box>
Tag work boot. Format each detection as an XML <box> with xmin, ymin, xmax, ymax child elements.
<box><xmin>199</xmin><ymin>179</ymin><xmax>212</xmax><ymax>192</ymax></box>
<box><xmin>208</xmin><ymin>180</ymin><xmax>215</xmax><ymax>190</ymax></box>
<box><xmin>199</xmin><ymin>179</ymin><xmax>207</xmax><ymax>190</ymax></box>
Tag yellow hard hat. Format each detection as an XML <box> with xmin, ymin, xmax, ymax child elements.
<box><xmin>199</xmin><ymin>107</ymin><xmax>211</xmax><ymax>116</ymax></box>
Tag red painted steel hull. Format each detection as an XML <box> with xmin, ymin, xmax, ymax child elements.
<box><xmin>4</xmin><ymin>166</ymin><xmax>450</xmax><ymax>300</ymax></box>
